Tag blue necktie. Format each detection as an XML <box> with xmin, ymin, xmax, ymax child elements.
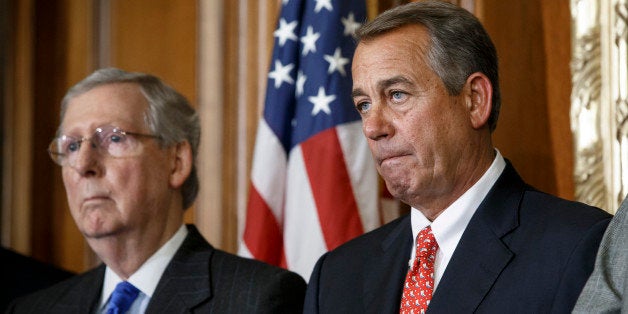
<box><xmin>106</xmin><ymin>281</ymin><xmax>140</xmax><ymax>314</ymax></box>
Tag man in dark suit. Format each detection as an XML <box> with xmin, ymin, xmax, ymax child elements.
<box><xmin>304</xmin><ymin>1</ymin><xmax>611</xmax><ymax>313</ymax></box>
<box><xmin>8</xmin><ymin>68</ymin><xmax>306</xmax><ymax>313</ymax></box>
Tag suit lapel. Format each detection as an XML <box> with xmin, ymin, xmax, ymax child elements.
<box><xmin>363</xmin><ymin>216</ymin><xmax>413</xmax><ymax>313</ymax></box>
<box><xmin>427</xmin><ymin>162</ymin><xmax>524</xmax><ymax>313</ymax></box>
<box><xmin>78</xmin><ymin>265</ymin><xmax>106</xmax><ymax>313</ymax></box>
<box><xmin>51</xmin><ymin>264</ymin><xmax>104</xmax><ymax>313</ymax></box>
<box><xmin>147</xmin><ymin>225</ymin><xmax>212</xmax><ymax>312</ymax></box>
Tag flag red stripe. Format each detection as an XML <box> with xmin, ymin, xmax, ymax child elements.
<box><xmin>242</xmin><ymin>184</ymin><xmax>283</xmax><ymax>266</ymax></box>
<box><xmin>301</xmin><ymin>128</ymin><xmax>364</xmax><ymax>250</ymax></box>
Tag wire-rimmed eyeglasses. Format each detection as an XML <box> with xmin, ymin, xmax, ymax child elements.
<box><xmin>48</xmin><ymin>125</ymin><xmax>161</xmax><ymax>167</ymax></box>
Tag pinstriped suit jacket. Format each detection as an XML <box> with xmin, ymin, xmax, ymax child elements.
<box><xmin>7</xmin><ymin>225</ymin><xmax>306</xmax><ymax>313</ymax></box>
<box><xmin>573</xmin><ymin>199</ymin><xmax>628</xmax><ymax>314</ymax></box>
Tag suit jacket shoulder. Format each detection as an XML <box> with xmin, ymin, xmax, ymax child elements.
<box><xmin>7</xmin><ymin>265</ymin><xmax>104</xmax><ymax>314</ymax></box>
<box><xmin>429</xmin><ymin>162</ymin><xmax>611</xmax><ymax>313</ymax></box>
<box><xmin>305</xmin><ymin>215</ymin><xmax>412</xmax><ymax>314</ymax></box>
<box><xmin>148</xmin><ymin>224</ymin><xmax>306</xmax><ymax>314</ymax></box>
<box><xmin>0</xmin><ymin>248</ymin><xmax>74</xmax><ymax>312</ymax></box>
<box><xmin>208</xmin><ymin>249</ymin><xmax>306</xmax><ymax>313</ymax></box>
<box><xmin>573</xmin><ymin>197</ymin><xmax>628</xmax><ymax>313</ymax></box>
<box><xmin>305</xmin><ymin>162</ymin><xmax>611</xmax><ymax>314</ymax></box>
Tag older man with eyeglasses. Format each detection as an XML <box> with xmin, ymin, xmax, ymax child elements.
<box><xmin>8</xmin><ymin>68</ymin><xmax>306</xmax><ymax>314</ymax></box>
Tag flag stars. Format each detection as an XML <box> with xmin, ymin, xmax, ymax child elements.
<box><xmin>300</xmin><ymin>26</ymin><xmax>320</xmax><ymax>56</ymax></box>
<box><xmin>341</xmin><ymin>12</ymin><xmax>362</xmax><ymax>36</ymax></box>
<box><xmin>308</xmin><ymin>86</ymin><xmax>336</xmax><ymax>115</ymax></box>
<box><xmin>296</xmin><ymin>70</ymin><xmax>307</xmax><ymax>97</ymax></box>
<box><xmin>324</xmin><ymin>47</ymin><xmax>350</xmax><ymax>76</ymax></box>
<box><xmin>274</xmin><ymin>18</ymin><xmax>298</xmax><ymax>46</ymax></box>
<box><xmin>314</xmin><ymin>0</ymin><xmax>333</xmax><ymax>13</ymax></box>
<box><xmin>268</xmin><ymin>60</ymin><xmax>295</xmax><ymax>89</ymax></box>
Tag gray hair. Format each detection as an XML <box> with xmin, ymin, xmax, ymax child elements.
<box><xmin>356</xmin><ymin>0</ymin><xmax>500</xmax><ymax>131</ymax></box>
<box><xmin>59</xmin><ymin>68</ymin><xmax>200</xmax><ymax>210</ymax></box>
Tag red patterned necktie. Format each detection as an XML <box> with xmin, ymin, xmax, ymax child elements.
<box><xmin>400</xmin><ymin>226</ymin><xmax>439</xmax><ymax>314</ymax></box>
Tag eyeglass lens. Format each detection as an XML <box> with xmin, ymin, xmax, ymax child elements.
<box><xmin>49</xmin><ymin>126</ymin><xmax>143</xmax><ymax>166</ymax></box>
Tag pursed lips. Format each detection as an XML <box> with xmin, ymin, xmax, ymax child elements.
<box><xmin>377</xmin><ymin>152</ymin><xmax>412</xmax><ymax>166</ymax></box>
<box><xmin>82</xmin><ymin>193</ymin><xmax>111</xmax><ymax>205</ymax></box>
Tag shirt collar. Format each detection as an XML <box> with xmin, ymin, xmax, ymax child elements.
<box><xmin>411</xmin><ymin>150</ymin><xmax>506</xmax><ymax>261</ymax></box>
<box><xmin>100</xmin><ymin>224</ymin><xmax>188</xmax><ymax>308</ymax></box>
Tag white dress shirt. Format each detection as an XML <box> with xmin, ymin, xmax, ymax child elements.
<box><xmin>99</xmin><ymin>224</ymin><xmax>188</xmax><ymax>313</ymax></box>
<box><xmin>409</xmin><ymin>150</ymin><xmax>506</xmax><ymax>291</ymax></box>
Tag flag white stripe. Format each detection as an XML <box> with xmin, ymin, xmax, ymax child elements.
<box><xmin>249</xmin><ymin>119</ymin><xmax>287</xmax><ymax>222</ymax></box>
<box><xmin>337</xmin><ymin>121</ymin><xmax>380</xmax><ymax>232</ymax></box>
<box><xmin>283</xmin><ymin>145</ymin><xmax>328</xmax><ymax>280</ymax></box>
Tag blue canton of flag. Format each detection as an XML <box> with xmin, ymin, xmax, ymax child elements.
<box><xmin>265</xmin><ymin>0</ymin><xmax>366</xmax><ymax>151</ymax></box>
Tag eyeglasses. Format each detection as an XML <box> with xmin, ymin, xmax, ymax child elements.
<box><xmin>48</xmin><ymin>125</ymin><xmax>161</xmax><ymax>167</ymax></box>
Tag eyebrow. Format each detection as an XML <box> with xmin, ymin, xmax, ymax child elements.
<box><xmin>351</xmin><ymin>75</ymin><xmax>413</xmax><ymax>98</ymax></box>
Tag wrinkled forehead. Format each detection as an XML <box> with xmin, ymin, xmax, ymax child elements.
<box><xmin>60</xmin><ymin>83</ymin><xmax>149</xmax><ymax>135</ymax></box>
<box><xmin>353</xmin><ymin>25</ymin><xmax>432</xmax><ymax>70</ymax></box>
<box><xmin>352</xmin><ymin>25</ymin><xmax>436</xmax><ymax>88</ymax></box>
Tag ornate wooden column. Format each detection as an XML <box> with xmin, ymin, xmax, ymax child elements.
<box><xmin>571</xmin><ymin>0</ymin><xmax>628</xmax><ymax>213</ymax></box>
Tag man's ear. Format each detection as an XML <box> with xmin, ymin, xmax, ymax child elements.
<box><xmin>465</xmin><ymin>72</ymin><xmax>493</xmax><ymax>130</ymax></box>
<box><xmin>169</xmin><ymin>141</ymin><xmax>193</xmax><ymax>189</ymax></box>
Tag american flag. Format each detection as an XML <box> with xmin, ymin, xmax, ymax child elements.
<box><xmin>238</xmin><ymin>0</ymin><xmax>381</xmax><ymax>280</ymax></box>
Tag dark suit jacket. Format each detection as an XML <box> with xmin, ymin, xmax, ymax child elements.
<box><xmin>8</xmin><ymin>225</ymin><xmax>306</xmax><ymax>313</ymax></box>
<box><xmin>0</xmin><ymin>247</ymin><xmax>74</xmax><ymax>312</ymax></box>
<box><xmin>304</xmin><ymin>163</ymin><xmax>611</xmax><ymax>313</ymax></box>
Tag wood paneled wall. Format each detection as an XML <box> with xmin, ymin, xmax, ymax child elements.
<box><xmin>481</xmin><ymin>0</ymin><xmax>574</xmax><ymax>199</ymax></box>
<box><xmin>108</xmin><ymin>0</ymin><xmax>198</xmax><ymax>230</ymax></box>
<box><xmin>3</xmin><ymin>0</ymin><xmax>97</xmax><ymax>272</ymax></box>
<box><xmin>485</xmin><ymin>0</ymin><xmax>575</xmax><ymax>199</ymax></box>
<box><xmin>2</xmin><ymin>0</ymin><xmax>577</xmax><ymax>273</ymax></box>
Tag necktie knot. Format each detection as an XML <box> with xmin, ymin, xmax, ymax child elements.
<box><xmin>106</xmin><ymin>281</ymin><xmax>140</xmax><ymax>314</ymax></box>
<box><xmin>416</xmin><ymin>226</ymin><xmax>438</xmax><ymax>261</ymax></box>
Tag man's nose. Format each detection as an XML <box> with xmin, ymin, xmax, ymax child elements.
<box><xmin>362</xmin><ymin>105</ymin><xmax>393</xmax><ymax>141</ymax></box>
<box><xmin>69</xmin><ymin>139</ymin><xmax>102</xmax><ymax>176</ymax></box>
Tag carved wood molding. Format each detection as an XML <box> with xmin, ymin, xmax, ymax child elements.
<box><xmin>571</xmin><ymin>0</ymin><xmax>628</xmax><ymax>213</ymax></box>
